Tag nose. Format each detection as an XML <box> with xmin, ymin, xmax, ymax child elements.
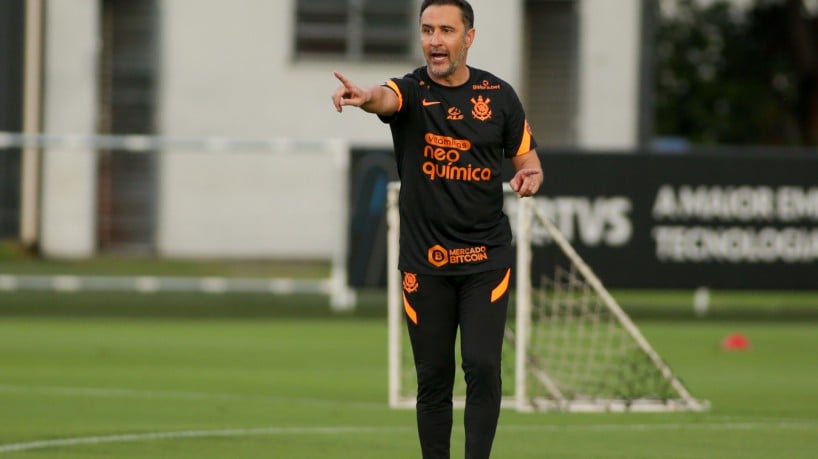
<box><xmin>429</xmin><ymin>29</ymin><xmax>442</xmax><ymax>46</ymax></box>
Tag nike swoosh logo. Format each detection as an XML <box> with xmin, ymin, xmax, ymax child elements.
<box><xmin>422</xmin><ymin>99</ymin><xmax>441</xmax><ymax>106</ymax></box>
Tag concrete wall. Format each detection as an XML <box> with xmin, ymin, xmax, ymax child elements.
<box><xmin>578</xmin><ymin>0</ymin><xmax>642</xmax><ymax>150</ymax></box>
<box><xmin>37</xmin><ymin>0</ymin><xmax>642</xmax><ymax>259</ymax></box>
<box><xmin>157</xmin><ymin>0</ymin><xmax>526</xmax><ymax>146</ymax></box>
<box><xmin>158</xmin><ymin>0</ymin><xmax>639</xmax><ymax>149</ymax></box>
<box><xmin>157</xmin><ymin>143</ymin><xmax>348</xmax><ymax>259</ymax></box>
<box><xmin>40</xmin><ymin>0</ymin><xmax>98</xmax><ymax>258</ymax></box>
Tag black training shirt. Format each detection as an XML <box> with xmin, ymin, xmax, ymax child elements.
<box><xmin>380</xmin><ymin>66</ymin><xmax>537</xmax><ymax>275</ymax></box>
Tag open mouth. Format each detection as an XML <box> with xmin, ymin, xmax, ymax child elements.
<box><xmin>429</xmin><ymin>50</ymin><xmax>448</xmax><ymax>65</ymax></box>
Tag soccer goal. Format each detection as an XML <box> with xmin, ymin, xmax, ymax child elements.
<box><xmin>387</xmin><ymin>182</ymin><xmax>707</xmax><ymax>412</ymax></box>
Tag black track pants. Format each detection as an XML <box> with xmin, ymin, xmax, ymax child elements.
<box><xmin>401</xmin><ymin>268</ymin><xmax>511</xmax><ymax>459</ymax></box>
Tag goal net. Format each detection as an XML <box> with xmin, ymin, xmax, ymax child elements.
<box><xmin>387</xmin><ymin>182</ymin><xmax>707</xmax><ymax>412</ymax></box>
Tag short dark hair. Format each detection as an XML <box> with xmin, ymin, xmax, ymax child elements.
<box><xmin>420</xmin><ymin>0</ymin><xmax>474</xmax><ymax>30</ymax></box>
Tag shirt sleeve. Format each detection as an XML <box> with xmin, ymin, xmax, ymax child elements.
<box><xmin>378</xmin><ymin>77</ymin><xmax>417</xmax><ymax>124</ymax></box>
<box><xmin>502</xmin><ymin>86</ymin><xmax>538</xmax><ymax>158</ymax></box>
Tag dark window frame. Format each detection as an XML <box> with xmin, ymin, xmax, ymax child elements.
<box><xmin>294</xmin><ymin>0</ymin><xmax>415</xmax><ymax>61</ymax></box>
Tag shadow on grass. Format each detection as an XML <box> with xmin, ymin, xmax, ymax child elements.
<box><xmin>0</xmin><ymin>290</ymin><xmax>389</xmax><ymax>320</ymax></box>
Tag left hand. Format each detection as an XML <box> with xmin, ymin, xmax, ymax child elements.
<box><xmin>510</xmin><ymin>168</ymin><xmax>542</xmax><ymax>197</ymax></box>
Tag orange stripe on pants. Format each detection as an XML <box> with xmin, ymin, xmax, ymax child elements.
<box><xmin>403</xmin><ymin>293</ymin><xmax>418</xmax><ymax>324</ymax></box>
<box><xmin>490</xmin><ymin>268</ymin><xmax>511</xmax><ymax>303</ymax></box>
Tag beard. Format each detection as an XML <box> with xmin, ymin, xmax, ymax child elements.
<box><xmin>426</xmin><ymin>39</ymin><xmax>468</xmax><ymax>79</ymax></box>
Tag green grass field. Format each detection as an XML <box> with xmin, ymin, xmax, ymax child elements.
<box><xmin>1</xmin><ymin>255</ymin><xmax>816</xmax><ymax>457</ymax></box>
<box><xmin>1</xmin><ymin>307</ymin><xmax>817</xmax><ymax>458</ymax></box>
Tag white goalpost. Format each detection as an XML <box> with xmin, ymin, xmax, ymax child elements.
<box><xmin>387</xmin><ymin>182</ymin><xmax>708</xmax><ymax>412</ymax></box>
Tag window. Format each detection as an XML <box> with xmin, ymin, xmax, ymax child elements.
<box><xmin>97</xmin><ymin>0</ymin><xmax>159</xmax><ymax>253</ymax></box>
<box><xmin>524</xmin><ymin>0</ymin><xmax>579</xmax><ymax>146</ymax></box>
<box><xmin>295</xmin><ymin>0</ymin><xmax>414</xmax><ymax>60</ymax></box>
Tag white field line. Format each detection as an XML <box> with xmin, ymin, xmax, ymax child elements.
<box><xmin>0</xmin><ymin>426</ymin><xmax>412</xmax><ymax>453</ymax></box>
<box><xmin>1</xmin><ymin>421</ymin><xmax>816</xmax><ymax>454</ymax></box>
<box><xmin>2</xmin><ymin>385</ymin><xmax>817</xmax><ymax>453</ymax></box>
<box><xmin>0</xmin><ymin>274</ymin><xmax>331</xmax><ymax>295</ymax></box>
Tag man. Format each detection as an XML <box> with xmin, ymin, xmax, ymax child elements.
<box><xmin>332</xmin><ymin>1</ymin><xmax>542</xmax><ymax>457</ymax></box>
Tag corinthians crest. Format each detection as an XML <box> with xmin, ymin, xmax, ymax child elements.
<box><xmin>470</xmin><ymin>95</ymin><xmax>492</xmax><ymax>121</ymax></box>
<box><xmin>402</xmin><ymin>272</ymin><xmax>419</xmax><ymax>293</ymax></box>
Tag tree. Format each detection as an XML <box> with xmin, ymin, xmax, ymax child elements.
<box><xmin>654</xmin><ymin>0</ymin><xmax>818</xmax><ymax>146</ymax></box>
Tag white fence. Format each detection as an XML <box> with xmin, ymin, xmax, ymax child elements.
<box><xmin>0</xmin><ymin>132</ymin><xmax>356</xmax><ymax>309</ymax></box>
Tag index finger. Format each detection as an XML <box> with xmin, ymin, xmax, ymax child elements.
<box><xmin>333</xmin><ymin>71</ymin><xmax>353</xmax><ymax>88</ymax></box>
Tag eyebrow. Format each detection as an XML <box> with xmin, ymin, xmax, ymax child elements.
<box><xmin>420</xmin><ymin>22</ymin><xmax>458</xmax><ymax>30</ymax></box>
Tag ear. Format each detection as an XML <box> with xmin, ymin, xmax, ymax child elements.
<box><xmin>465</xmin><ymin>28</ymin><xmax>475</xmax><ymax>48</ymax></box>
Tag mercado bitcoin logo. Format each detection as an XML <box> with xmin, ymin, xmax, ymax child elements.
<box><xmin>427</xmin><ymin>245</ymin><xmax>449</xmax><ymax>268</ymax></box>
<box><xmin>449</xmin><ymin>246</ymin><xmax>488</xmax><ymax>264</ymax></box>
<box><xmin>427</xmin><ymin>244</ymin><xmax>489</xmax><ymax>268</ymax></box>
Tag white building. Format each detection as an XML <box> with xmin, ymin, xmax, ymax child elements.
<box><xmin>28</xmin><ymin>0</ymin><xmax>646</xmax><ymax>258</ymax></box>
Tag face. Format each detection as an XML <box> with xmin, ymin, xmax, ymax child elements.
<box><xmin>420</xmin><ymin>4</ymin><xmax>474</xmax><ymax>83</ymax></box>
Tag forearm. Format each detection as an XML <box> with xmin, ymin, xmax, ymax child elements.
<box><xmin>510</xmin><ymin>150</ymin><xmax>543</xmax><ymax>197</ymax></box>
<box><xmin>512</xmin><ymin>149</ymin><xmax>542</xmax><ymax>173</ymax></box>
<box><xmin>360</xmin><ymin>85</ymin><xmax>398</xmax><ymax>116</ymax></box>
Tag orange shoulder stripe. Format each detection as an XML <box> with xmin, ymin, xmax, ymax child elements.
<box><xmin>515</xmin><ymin>120</ymin><xmax>533</xmax><ymax>156</ymax></box>
<box><xmin>385</xmin><ymin>80</ymin><xmax>403</xmax><ymax>112</ymax></box>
